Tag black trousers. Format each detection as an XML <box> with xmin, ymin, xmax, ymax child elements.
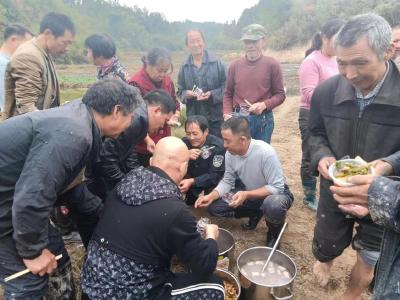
<box><xmin>312</xmin><ymin>178</ymin><xmax>384</xmax><ymax>262</ymax></box>
<box><xmin>55</xmin><ymin>182</ymin><xmax>103</xmax><ymax>248</ymax></box>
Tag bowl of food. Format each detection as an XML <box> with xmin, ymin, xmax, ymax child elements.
<box><xmin>214</xmin><ymin>268</ymin><xmax>241</xmax><ymax>300</ymax></box>
<box><xmin>329</xmin><ymin>157</ymin><xmax>374</xmax><ymax>187</ymax></box>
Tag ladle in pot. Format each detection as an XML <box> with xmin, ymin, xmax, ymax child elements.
<box><xmin>261</xmin><ymin>222</ymin><xmax>288</xmax><ymax>273</ymax></box>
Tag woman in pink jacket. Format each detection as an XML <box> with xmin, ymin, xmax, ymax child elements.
<box><xmin>298</xmin><ymin>19</ymin><xmax>344</xmax><ymax>211</ymax></box>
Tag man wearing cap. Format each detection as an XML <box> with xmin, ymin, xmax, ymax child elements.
<box><xmin>223</xmin><ymin>24</ymin><xmax>286</xmax><ymax>143</ymax></box>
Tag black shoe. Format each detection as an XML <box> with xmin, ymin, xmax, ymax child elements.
<box><xmin>241</xmin><ymin>210</ymin><xmax>263</xmax><ymax>231</ymax></box>
<box><xmin>266</xmin><ymin>221</ymin><xmax>285</xmax><ymax>248</ymax></box>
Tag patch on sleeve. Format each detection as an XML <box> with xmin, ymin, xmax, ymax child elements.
<box><xmin>213</xmin><ymin>155</ymin><xmax>224</xmax><ymax>168</ymax></box>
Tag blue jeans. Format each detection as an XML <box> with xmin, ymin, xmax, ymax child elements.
<box><xmin>235</xmin><ymin>110</ymin><xmax>274</xmax><ymax>143</ymax></box>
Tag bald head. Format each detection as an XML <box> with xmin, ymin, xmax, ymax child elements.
<box><xmin>150</xmin><ymin>136</ymin><xmax>190</xmax><ymax>184</ymax></box>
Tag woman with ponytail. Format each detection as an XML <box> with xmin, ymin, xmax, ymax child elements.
<box><xmin>298</xmin><ymin>19</ymin><xmax>344</xmax><ymax>211</ymax></box>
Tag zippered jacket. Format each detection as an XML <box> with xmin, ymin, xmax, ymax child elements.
<box><xmin>309</xmin><ymin>60</ymin><xmax>400</xmax><ymax>173</ymax></box>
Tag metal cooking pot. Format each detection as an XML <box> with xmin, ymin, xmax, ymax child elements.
<box><xmin>237</xmin><ymin>246</ymin><xmax>297</xmax><ymax>300</ymax></box>
<box><xmin>214</xmin><ymin>268</ymin><xmax>241</xmax><ymax>300</ymax></box>
<box><xmin>216</xmin><ymin>228</ymin><xmax>235</xmax><ymax>271</ymax></box>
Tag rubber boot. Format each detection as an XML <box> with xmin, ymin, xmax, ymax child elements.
<box><xmin>266</xmin><ymin>220</ymin><xmax>285</xmax><ymax>248</ymax></box>
<box><xmin>302</xmin><ymin>178</ymin><xmax>318</xmax><ymax>211</ymax></box>
<box><xmin>234</xmin><ymin>209</ymin><xmax>263</xmax><ymax>231</ymax></box>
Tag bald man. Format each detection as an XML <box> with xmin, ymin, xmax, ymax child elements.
<box><xmin>81</xmin><ymin>137</ymin><xmax>224</xmax><ymax>300</ymax></box>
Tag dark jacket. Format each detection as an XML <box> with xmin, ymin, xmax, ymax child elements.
<box><xmin>309</xmin><ymin>60</ymin><xmax>400</xmax><ymax>251</ymax></box>
<box><xmin>86</xmin><ymin>102</ymin><xmax>148</xmax><ymax>190</ymax></box>
<box><xmin>309</xmin><ymin>60</ymin><xmax>400</xmax><ymax>172</ymax></box>
<box><xmin>0</xmin><ymin>100</ymin><xmax>102</xmax><ymax>258</ymax></box>
<box><xmin>182</xmin><ymin>134</ymin><xmax>225</xmax><ymax>190</ymax></box>
<box><xmin>177</xmin><ymin>50</ymin><xmax>226</xmax><ymax>122</ymax></box>
<box><xmin>82</xmin><ymin>166</ymin><xmax>218</xmax><ymax>299</ymax></box>
<box><xmin>368</xmin><ymin>170</ymin><xmax>400</xmax><ymax>299</ymax></box>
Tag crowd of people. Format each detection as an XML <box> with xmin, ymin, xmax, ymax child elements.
<box><xmin>0</xmin><ymin>10</ymin><xmax>400</xmax><ymax>300</ymax></box>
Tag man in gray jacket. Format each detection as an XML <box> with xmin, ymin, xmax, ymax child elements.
<box><xmin>2</xmin><ymin>12</ymin><xmax>75</xmax><ymax>120</ymax></box>
<box><xmin>195</xmin><ymin>116</ymin><xmax>293</xmax><ymax>247</ymax></box>
<box><xmin>0</xmin><ymin>78</ymin><xmax>140</xmax><ymax>299</ymax></box>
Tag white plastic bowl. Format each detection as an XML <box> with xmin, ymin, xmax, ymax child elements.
<box><xmin>328</xmin><ymin>158</ymin><xmax>374</xmax><ymax>187</ymax></box>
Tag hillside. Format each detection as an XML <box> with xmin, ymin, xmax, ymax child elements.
<box><xmin>1</xmin><ymin>0</ymin><xmax>400</xmax><ymax>62</ymax></box>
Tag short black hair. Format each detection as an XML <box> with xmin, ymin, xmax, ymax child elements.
<box><xmin>143</xmin><ymin>89</ymin><xmax>176</xmax><ymax>114</ymax></box>
<box><xmin>185</xmin><ymin>115</ymin><xmax>209</xmax><ymax>132</ymax></box>
<box><xmin>82</xmin><ymin>78</ymin><xmax>141</xmax><ymax>116</ymax></box>
<box><xmin>4</xmin><ymin>24</ymin><xmax>33</xmax><ymax>40</ymax></box>
<box><xmin>84</xmin><ymin>33</ymin><xmax>116</xmax><ymax>59</ymax></box>
<box><xmin>40</xmin><ymin>12</ymin><xmax>75</xmax><ymax>37</ymax></box>
<box><xmin>185</xmin><ymin>29</ymin><xmax>205</xmax><ymax>45</ymax></box>
<box><xmin>221</xmin><ymin>116</ymin><xmax>251</xmax><ymax>139</ymax></box>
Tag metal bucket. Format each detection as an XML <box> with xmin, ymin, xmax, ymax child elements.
<box><xmin>214</xmin><ymin>268</ymin><xmax>241</xmax><ymax>300</ymax></box>
<box><xmin>216</xmin><ymin>228</ymin><xmax>235</xmax><ymax>271</ymax></box>
<box><xmin>237</xmin><ymin>247</ymin><xmax>297</xmax><ymax>300</ymax></box>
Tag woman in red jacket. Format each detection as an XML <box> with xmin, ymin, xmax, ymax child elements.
<box><xmin>129</xmin><ymin>48</ymin><xmax>181</xmax><ymax>166</ymax></box>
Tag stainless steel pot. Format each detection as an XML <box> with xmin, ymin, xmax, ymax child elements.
<box><xmin>237</xmin><ymin>246</ymin><xmax>297</xmax><ymax>300</ymax></box>
<box><xmin>214</xmin><ymin>268</ymin><xmax>241</xmax><ymax>300</ymax></box>
<box><xmin>216</xmin><ymin>228</ymin><xmax>235</xmax><ymax>271</ymax></box>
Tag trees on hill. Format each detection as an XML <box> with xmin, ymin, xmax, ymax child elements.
<box><xmin>1</xmin><ymin>0</ymin><xmax>399</xmax><ymax>62</ymax></box>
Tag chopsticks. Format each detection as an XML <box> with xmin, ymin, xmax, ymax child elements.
<box><xmin>4</xmin><ymin>254</ymin><xmax>63</xmax><ymax>282</ymax></box>
<box><xmin>244</xmin><ymin>99</ymin><xmax>252</xmax><ymax>107</ymax></box>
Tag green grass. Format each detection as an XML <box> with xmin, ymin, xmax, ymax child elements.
<box><xmin>60</xmin><ymin>88</ymin><xmax>87</xmax><ymax>104</ymax></box>
<box><xmin>59</xmin><ymin>75</ymin><xmax>95</xmax><ymax>88</ymax></box>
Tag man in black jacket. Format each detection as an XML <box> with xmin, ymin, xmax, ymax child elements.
<box><xmin>180</xmin><ymin>115</ymin><xmax>225</xmax><ymax>205</ymax></box>
<box><xmin>309</xmin><ymin>14</ymin><xmax>400</xmax><ymax>299</ymax></box>
<box><xmin>0</xmin><ymin>78</ymin><xmax>140</xmax><ymax>299</ymax></box>
<box><xmin>82</xmin><ymin>137</ymin><xmax>224</xmax><ymax>300</ymax></box>
<box><xmin>87</xmin><ymin>89</ymin><xmax>176</xmax><ymax>198</ymax></box>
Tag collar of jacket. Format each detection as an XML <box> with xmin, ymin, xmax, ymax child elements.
<box><xmin>131</xmin><ymin>67</ymin><xmax>172</xmax><ymax>92</ymax></box>
<box><xmin>148</xmin><ymin>165</ymin><xmax>175</xmax><ymax>184</ymax></box>
<box><xmin>183</xmin><ymin>49</ymin><xmax>218</xmax><ymax>66</ymax></box>
<box><xmin>334</xmin><ymin>60</ymin><xmax>400</xmax><ymax>107</ymax></box>
<box><xmin>31</xmin><ymin>37</ymin><xmax>52</xmax><ymax>61</ymax></box>
<box><xmin>86</xmin><ymin>105</ymin><xmax>103</xmax><ymax>161</ymax></box>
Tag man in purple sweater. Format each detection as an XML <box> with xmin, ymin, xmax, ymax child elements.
<box><xmin>223</xmin><ymin>24</ymin><xmax>286</xmax><ymax>143</ymax></box>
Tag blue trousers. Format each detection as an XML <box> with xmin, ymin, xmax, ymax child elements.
<box><xmin>235</xmin><ymin>110</ymin><xmax>274</xmax><ymax>143</ymax></box>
